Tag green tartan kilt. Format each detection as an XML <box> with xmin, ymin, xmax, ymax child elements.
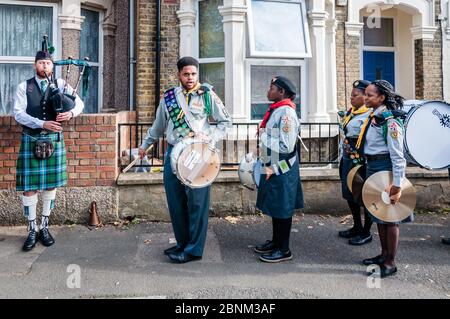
<box><xmin>16</xmin><ymin>132</ymin><xmax>67</xmax><ymax>192</ymax></box>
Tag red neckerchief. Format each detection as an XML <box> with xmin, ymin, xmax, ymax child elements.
<box><xmin>259</xmin><ymin>99</ymin><xmax>296</xmax><ymax>129</ymax></box>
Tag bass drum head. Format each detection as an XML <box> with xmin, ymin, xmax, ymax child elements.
<box><xmin>402</xmin><ymin>100</ymin><xmax>424</xmax><ymax>114</ymax></box>
<box><xmin>170</xmin><ymin>137</ymin><xmax>196</xmax><ymax>175</ymax></box>
<box><xmin>176</xmin><ymin>141</ymin><xmax>221</xmax><ymax>188</ymax></box>
<box><xmin>404</xmin><ymin>100</ymin><xmax>450</xmax><ymax>170</ymax></box>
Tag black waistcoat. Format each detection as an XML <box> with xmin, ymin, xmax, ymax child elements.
<box><xmin>25</xmin><ymin>78</ymin><xmax>57</xmax><ymax>134</ymax></box>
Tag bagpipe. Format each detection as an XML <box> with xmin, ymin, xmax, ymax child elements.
<box><xmin>40</xmin><ymin>35</ymin><xmax>91</xmax><ymax>113</ymax></box>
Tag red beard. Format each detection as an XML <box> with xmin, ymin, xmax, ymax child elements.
<box><xmin>37</xmin><ymin>70</ymin><xmax>52</xmax><ymax>79</ymax></box>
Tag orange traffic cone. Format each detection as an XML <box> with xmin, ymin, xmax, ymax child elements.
<box><xmin>88</xmin><ymin>201</ymin><xmax>101</xmax><ymax>227</ymax></box>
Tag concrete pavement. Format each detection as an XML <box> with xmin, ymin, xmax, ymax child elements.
<box><xmin>0</xmin><ymin>213</ymin><xmax>449</xmax><ymax>299</ymax></box>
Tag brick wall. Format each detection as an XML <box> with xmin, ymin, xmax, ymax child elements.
<box><xmin>0</xmin><ymin>114</ymin><xmax>126</xmax><ymax>190</ymax></box>
<box><xmin>136</xmin><ymin>0</ymin><xmax>180</xmax><ymax>123</ymax></box>
<box><xmin>415</xmin><ymin>1</ymin><xmax>443</xmax><ymax>100</ymax></box>
<box><xmin>335</xmin><ymin>4</ymin><xmax>361</xmax><ymax>110</ymax></box>
<box><xmin>335</xmin><ymin>5</ymin><xmax>347</xmax><ymax>110</ymax></box>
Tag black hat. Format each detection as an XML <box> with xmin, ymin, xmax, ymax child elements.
<box><xmin>35</xmin><ymin>50</ymin><xmax>53</xmax><ymax>62</ymax></box>
<box><xmin>352</xmin><ymin>80</ymin><xmax>370</xmax><ymax>91</ymax></box>
<box><xmin>271</xmin><ymin>76</ymin><xmax>297</xmax><ymax>95</ymax></box>
<box><xmin>177</xmin><ymin>56</ymin><xmax>199</xmax><ymax>71</ymax></box>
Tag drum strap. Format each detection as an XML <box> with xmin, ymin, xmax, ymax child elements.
<box><xmin>164</xmin><ymin>88</ymin><xmax>194</xmax><ymax>138</ymax></box>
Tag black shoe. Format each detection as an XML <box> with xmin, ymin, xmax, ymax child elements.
<box><xmin>362</xmin><ymin>255</ymin><xmax>386</xmax><ymax>266</ymax></box>
<box><xmin>254</xmin><ymin>240</ymin><xmax>277</xmax><ymax>254</ymax></box>
<box><xmin>442</xmin><ymin>238</ymin><xmax>450</xmax><ymax>245</ymax></box>
<box><xmin>367</xmin><ymin>264</ymin><xmax>397</xmax><ymax>278</ymax></box>
<box><xmin>259</xmin><ymin>249</ymin><xmax>292</xmax><ymax>263</ymax></box>
<box><xmin>168</xmin><ymin>251</ymin><xmax>202</xmax><ymax>264</ymax></box>
<box><xmin>338</xmin><ymin>228</ymin><xmax>361</xmax><ymax>239</ymax></box>
<box><xmin>349</xmin><ymin>234</ymin><xmax>372</xmax><ymax>245</ymax></box>
<box><xmin>164</xmin><ymin>245</ymin><xmax>182</xmax><ymax>255</ymax></box>
<box><xmin>22</xmin><ymin>230</ymin><xmax>38</xmax><ymax>252</ymax></box>
<box><xmin>38</xmin><ymin>228</ymin><xmax>55</xmax><ymax>247</ymax></box>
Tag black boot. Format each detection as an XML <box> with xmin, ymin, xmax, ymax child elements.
<box><xmin>39</xmin><ymin>227</ymin><xmax>55</xmax><ymax>247</ymax></box>
<box><xmin>23</xmin><ymin>229</ymin><xmax>38</xmax><ymax>251</ymax></box>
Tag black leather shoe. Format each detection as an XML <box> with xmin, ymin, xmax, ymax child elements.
<box><xmin>164</xmin><ymin>245</ymin><xmax>182</xmax><ymax>255</ymax></box>
<box><xmin>367</xmin><ymin>264</ymin><xmax>397</xmax><ymax>278</ymax></box>
<box><xmin>442</xmin><ymin>238</ymin><xmax>450</xmax><ymax>245</ymax></box>
<box><xmin>349</xmin><ymin>234</ymin><xmax>372</xmax><ymax>245</ymax></box>
<box><xmin>259</xmin><ymin>249</ymin><xmax>292</xmax><ymax>263</ymax></box>
<box><xmin>362</xmin><ymin>255</ymin><xmax>386</xmax><ymax>266</ymax></box>
<box><xmin>254</xmin><ymin>240</ymin><xmax>276</xmax><ymax>254</ymax></box>
<box><xmin>168</xmin><ymin>251</ymin><xmax>202</xmax><ymax>263</ymax></box>
<box><xmin>38</xmin><ymin>228</ymin><xmax>55</xmax><ymax>247</ymax></box>
<box><xmin>338</xmin><ymin>228</ymin><xmax>361</xmax><ymax>239</ymax></box>
<box><xmin>22</xmin><ymin>230</ymin><xmax>38</xmax><ymax>252</ymax></box>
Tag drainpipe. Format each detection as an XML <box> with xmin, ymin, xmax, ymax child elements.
<box><xmin>155</xmin><ymin>0</ymin><xmax>161</xmax><ymax>110</ymax></box>
<box><xmin>129</xmin><ymin>0</ymin><xmax>136</xmax><ymax>111</ymax></box>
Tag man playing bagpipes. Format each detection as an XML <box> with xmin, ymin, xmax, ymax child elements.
<box><xmin>13</xmin><ymin>36</ymin><xmax>85</xmax><ymax>251</ymax></box>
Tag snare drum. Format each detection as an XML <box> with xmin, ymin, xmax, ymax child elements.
<box><xmin>170</xmin><ymin>137</ymin><xmax>221</xmax><ymax>188</ymax></box>
<box><xmin>403</xmin><ymin>100</ymin><xmax>450</xmax><ymax>170</ymax></box>
<box><xmin>238</xmin><ymin>152</ymin><xmax>262</xmax><ymax>190</ymax></box>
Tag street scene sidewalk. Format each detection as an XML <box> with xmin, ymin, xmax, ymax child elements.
<box><xmin>0</xmin><ymin>213</ymin><xmax>449</xmax><ymax>299</ymax></box>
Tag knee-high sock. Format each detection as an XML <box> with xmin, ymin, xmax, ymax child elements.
<box><xmin>273</xmin><ymin>217</ymin><xmax>292</xmax><ymax>253</ymax></box>
<box><xmin>41</xmin><ymin>189</ymin><xmax>56</xmax><ymax>229</ymax></box>
<box><xmin>347</xmin><ymin>200</ymin><xmax>362</xmax><ymax>231</ymax></box>
<box><xmin>22</xmin><ymin>194</ymin><xmax>38</xmax><ymax>231</ymax></box>
<box><xmin>42</xmin><ymin>189</ymin><xmax>56</xmax><ymax>217</ymax></box>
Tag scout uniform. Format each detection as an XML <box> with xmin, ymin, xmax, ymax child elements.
<box><xmin>254</xmin><ymin>76</ymin><xmax>303</xmax><ymax>263</ymax></box>
<box><xmin>358</xmin><ymin>105</ymin><xmax>413</xmax><ymax>224</ymax></box>
<box><xmin>14</xmin><ymin>50</ymin><xmax>84</xmax><ymax>251</ymax></box>
<box><xmin>140</xmin><ymin>81</ymin><xmax>231</xmax><ymax>262</ymax></box>
<box><xmin>338</xmin><ymin>80</ymin><xmax>374</xmax><ymax>245</ymax></box>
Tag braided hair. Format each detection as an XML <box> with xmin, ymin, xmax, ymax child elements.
<box><xmin>371</xmin><ymin>80</ymin><xmax>404</xmax><ymax>110</ymax></box>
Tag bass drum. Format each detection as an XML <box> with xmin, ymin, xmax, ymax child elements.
<box><xmin>238</xmin><ymin>152</ymin><xmax>262</xmax><ymax>190</ymax></box>
<box><xmin>170</xmin><ymin>137</ymin><xmax>221</xmax><ymax>188</ymax></box>
<box><xmin>403</xmin><ymin>100</ymin><xmax>450</xmax><ymax>170</ymax></box>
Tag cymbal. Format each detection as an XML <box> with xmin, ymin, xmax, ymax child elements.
<box><xmin>347</xmin><ymin>164</ymin><xmax>364</xmax><ymax>193</ymax></box>
<box><xmin>362</xmin><ymin>171</ymin><xmax>416</xmax><ymax>223</ymax></box>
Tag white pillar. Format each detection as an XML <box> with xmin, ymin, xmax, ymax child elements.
<box><xmin>219</xmin><ymin>0</ymin><xmax>247</xmax><ymax>122</ymax></box>
<box><xmin>307</xmin><ymin>1</ymin><xmax>330</xmax><ymax>123</ymax></box>
<box><xmin>59</xmin><ymin>0</ymin><xmax>84</xmax><ymax>30</ymax></box>
<box><xmin>177</xmin><ymin>0</ymin><xmax>196</xmax><ymax>57</ymax></box>
<box><xmin>326</xmin><ymin>17</ymin><xmax>338</xmax><ymax>121</ymax></box>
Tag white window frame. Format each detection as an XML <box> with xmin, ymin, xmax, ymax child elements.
<box><xmin>246</xmin><ymin>0</ymin><xmax>311</xmax><ymax>58</ymax></box>
<box><xmin>0</xmin><ymin>1</ymin><xmax>59</xmax><ymax>68</ymax></box>
<box><xmin>360</xmin><ymin>16</ymin><xmax>398</xmax><ymax>88</ymax></box>
<box><xmin>80</xmin><ymin>5</ymin><xmax>103</xmax><ymax>113</ymax></box>
<box><xmin>194</xmin><ymin>0</ymin><xmax>225</xmax><ymax>77</ymax></box>
<box><xmin>245</xmin><ymin>58</ymin><xmax>307</xmax><ymax>122</ymax></box>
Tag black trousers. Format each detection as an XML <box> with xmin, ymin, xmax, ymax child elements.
<box><xmin>272</xmin><ymin>217</ymin><xmax>292</xmax><ymax>253</ymax></box>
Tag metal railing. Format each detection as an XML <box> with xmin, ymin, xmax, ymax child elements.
<box><xmin>118</xmin><ymin>122</ymin><xmax>341</xmax><ymax>172</ymax></box>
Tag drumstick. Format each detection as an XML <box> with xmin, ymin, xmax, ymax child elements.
<box><xmin>122</xmin><ymin>144</ymin><xmax>154</xmax><ymax>173</ymax></box>
<box><xmin>297</xmin><ymin>135</ymin><xmax>309</xmax><ymax>152</ymax></box>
